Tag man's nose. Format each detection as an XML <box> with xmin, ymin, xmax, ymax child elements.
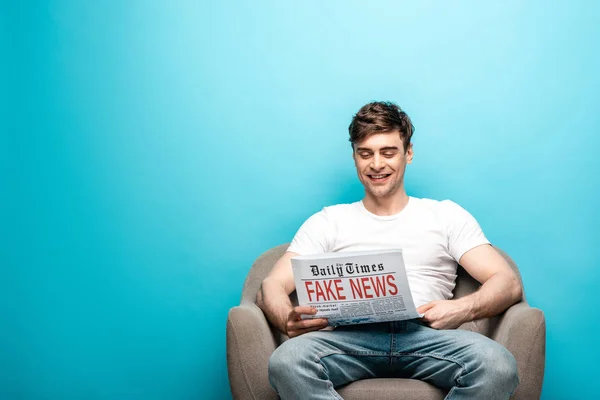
<box><xmin>370</xmin><ymin>154</ymin><xmax>385</xmax><ymax>170</ymax></box>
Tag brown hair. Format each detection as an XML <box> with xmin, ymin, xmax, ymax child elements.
<box><xmin>348</xmin><ymin>101</ymin><xmax>415</xmax><ymax>152</ymax></box>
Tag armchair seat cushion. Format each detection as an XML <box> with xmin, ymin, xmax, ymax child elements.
<box><xmin>338</xmin><ymin>378</ymin><xmax>445</xmax><ymax>400</ymax></box>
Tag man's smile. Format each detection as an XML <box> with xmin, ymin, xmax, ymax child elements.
<box><xmin>367</xmin><ymin>173</ymin><xmax>392</xmax><ymax>183</ymax></box>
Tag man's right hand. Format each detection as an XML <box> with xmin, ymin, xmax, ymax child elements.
<box><xmin>286</xmin><ymin>306</ymin><xmax>329</xmax><ymax>338</ymax></box>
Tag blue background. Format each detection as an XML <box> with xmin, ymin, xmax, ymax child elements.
<box><xmin>2</xmin><ymin>1</ymin><xmax>599</xmax><ymax>399</ymax></box>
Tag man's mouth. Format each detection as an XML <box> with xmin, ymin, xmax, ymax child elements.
<box><xmin>367</xmin><ymin>174</ymin><xmax>391</xmax><ymax>183</ymax></box>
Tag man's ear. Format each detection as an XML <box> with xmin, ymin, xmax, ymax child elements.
<box><xmin>406</xmin><ymin>143</ymin><xmax>414</xmax><ymax>164</ymax></box>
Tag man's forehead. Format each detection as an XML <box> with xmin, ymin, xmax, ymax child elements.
<box><xmin>354</xmin><ymin>132</ymin><xmax>403</xmax><ymax>150</ymax></box>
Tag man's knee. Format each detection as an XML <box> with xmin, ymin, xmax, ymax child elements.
<box><xmin>475</xmin><ymin>343</ymin><xmax>519</xmax><ymax>390</ymax></box>
<box><xmin>268</xmin><ymin>342</ymin><xmax>293</xmax><ymax>386</ymax></box>
<box><xmin>269</xmin><ymin>336</ymin><xmax>318</xmax><ymax>387</ymax></box>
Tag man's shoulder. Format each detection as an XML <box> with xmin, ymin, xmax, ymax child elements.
<box><xmin>320</xmin><ymin>201</ymin><xmax>362</xmax><ymax>217</ymax></box>
<box><xmin>411</xmin><ymin>197</ymin><xmax>460</xmax><ymax>210</ymax></box>
<box><xmin>299</xmin><ymin>202</ymin><xmax>361</xmax><ymax>229</ymax></box>
<box><xmin>410</xmin><ymin>197</ymin><xmax>470</xmax><ymax>219</ymax></box>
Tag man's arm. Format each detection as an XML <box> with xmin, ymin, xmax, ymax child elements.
<box><xmin>256</xmin><ymin>251</ymin><xmax>328</xmax><ymax>338</ymax></box>
<box><xmin>417</xmin><ymin>244</ymin><xmax>522</xmax><ymax>330</ymax></box>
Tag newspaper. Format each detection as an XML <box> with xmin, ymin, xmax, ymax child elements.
<box><xmin>291</xmin><ymin>249</ymin><xmax>422</xmax><ymax>326</ymax></box>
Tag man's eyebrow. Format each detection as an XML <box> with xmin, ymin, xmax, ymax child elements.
<box><xmin>355</xmin><ymin>146</ymin><xmax>400</xmax><ymax>152</ymax></box>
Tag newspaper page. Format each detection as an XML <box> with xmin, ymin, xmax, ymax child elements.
<box><xmin>291</xmin><ymin>249</ymin><xmax>422</xmax><ymax>326</ymax></box>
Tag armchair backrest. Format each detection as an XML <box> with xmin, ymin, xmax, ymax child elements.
<box><xmin>241</xmin><ymin>244</ymin><xmax>290</xmax><ymax>305</ymax></box>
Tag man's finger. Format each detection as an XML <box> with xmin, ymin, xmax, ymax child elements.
<box><xmin>288</xmin><ymin>321</ymin><xmax>330</xmax><ymax>338</ymax></box>
<box><xmin>417</xmin><ymin>302</ymin><xmax>435</xmax><ymax>314</ymax></box>
<box><xmin>287</xmin><ymin>317</ymin><xmax>328</xmax><ymax>333</ymax></box>
<box><xmin>293</xmin><ymin>318</ymin><xmax>328</xmax><ymax>330</ymax></box>
<box><xmin>286</xmin><ymin>316</ymin><xmax>327</xmax><ymax>335</ymax></box>
<box><xmin>290</xmin><ymin>306</ymin><xmax>317</xmax><ymax>320</ymax></box>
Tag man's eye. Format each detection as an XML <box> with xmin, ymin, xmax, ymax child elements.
<box><xmin>382</xmin><ymin>152</ymin><xmax>396</xmax><ymax>158</ymax></box>
<box><xmin>359</xmin><ymin>153</ymin><xmax>371</xmax><ymax>158</ymax></box>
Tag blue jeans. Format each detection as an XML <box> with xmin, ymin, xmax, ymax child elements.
<box><xmin>268</xmin><ymin>320</ymin><xmax>518</xmax><ymax>399</ymax></box>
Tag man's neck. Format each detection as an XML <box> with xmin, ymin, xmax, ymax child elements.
<box><xmin>362</xmin><ymin>191</ymin><xmax>410</xmax><ymax>216</ymax></box>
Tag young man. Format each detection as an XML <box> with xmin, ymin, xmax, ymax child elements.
<box><xmin>256</xmin><ymin>101</ymin><xmax>522</xmax><ymax>399</ymax></box>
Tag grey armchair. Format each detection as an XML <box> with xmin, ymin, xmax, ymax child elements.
<box><xmin>227</xmin><ymin>244</ymin><xmax>545</xmax><ymax>399</ymax></box>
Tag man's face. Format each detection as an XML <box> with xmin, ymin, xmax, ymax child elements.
<box><xmin>352</xmin><ymin>132</ymin><xmax>413</xmax><ymax>199</ymax></box>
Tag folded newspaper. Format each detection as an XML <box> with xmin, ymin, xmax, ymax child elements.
<box><xmin>291</xmin><ymin>249</ymin><xmax>422</xmax><ymax>326</ymax></box>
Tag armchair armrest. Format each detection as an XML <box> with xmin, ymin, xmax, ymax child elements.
<box><xmin>227</xmin><ymin>303</ymin><xmax>279</xmax><ymax>400</ymax></box>
<box><xmin>492</xmin><ymin>302</ymin><xmax>546</xmax><ymax>400</ymax></box>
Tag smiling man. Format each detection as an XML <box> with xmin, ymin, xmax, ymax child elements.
<box><xmin>256</xmin><ymin>101</ymin><xmax>522</xmax><ymax>399</ymax></box>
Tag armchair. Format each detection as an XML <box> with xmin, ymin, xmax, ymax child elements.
<box><xmin>227</xmin><ymin>244</ymin><xmax>545</xmax><ymax>399</ymax></box>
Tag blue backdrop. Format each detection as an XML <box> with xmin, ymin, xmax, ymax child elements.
<box><xmin>3</xmin><ymin>1</ymin><xmax>599</xmax><ymax>399</ymax></box>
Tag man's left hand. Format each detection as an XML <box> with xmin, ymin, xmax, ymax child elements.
<box><xmin>417</xmin><ymin>300</ymin><xmax>472</xmax><ymax>330</ymax></box>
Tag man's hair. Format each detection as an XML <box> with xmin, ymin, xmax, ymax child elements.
<box><xmin>348</xmin><ymin>101</ymin><xmax>415</xmax><ymax>152</ymax></box>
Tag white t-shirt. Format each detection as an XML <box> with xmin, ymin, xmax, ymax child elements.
<box><xmin>287</xmin><ymin>197</ymin><xmax>490</xmax><ymax>308</ymax></box>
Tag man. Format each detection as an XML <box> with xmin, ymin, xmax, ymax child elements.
<box><xmin>256</xmin><ymin>101</ymin><xmax>522</xmax><ymax>399</ymax></box>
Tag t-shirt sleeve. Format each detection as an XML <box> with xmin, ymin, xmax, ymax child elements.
<box><xmin>287</xmin><ymin>209</ymin><xmax>331</xmax><ymax>255</ymax></box>
<box><xmin>442</xmin><ymin>200</ymin><xmax>490</xmax><ymax>262</ymax></box>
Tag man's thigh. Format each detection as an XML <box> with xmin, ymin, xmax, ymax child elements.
<box><xmin>271</xmin><ymin>322</ymin><xmax>398</xmax><ymax>387</ymax></box>
<box><xmin>390</xmin><ymin>321</ymin><xmax>517</xmax><ymax>391</ymax></box>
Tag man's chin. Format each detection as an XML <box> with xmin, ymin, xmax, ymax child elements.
<box><xmin>366</xmin><ymin>187</ymin><xmax>391</xmax><ymax>198</ymax></box>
